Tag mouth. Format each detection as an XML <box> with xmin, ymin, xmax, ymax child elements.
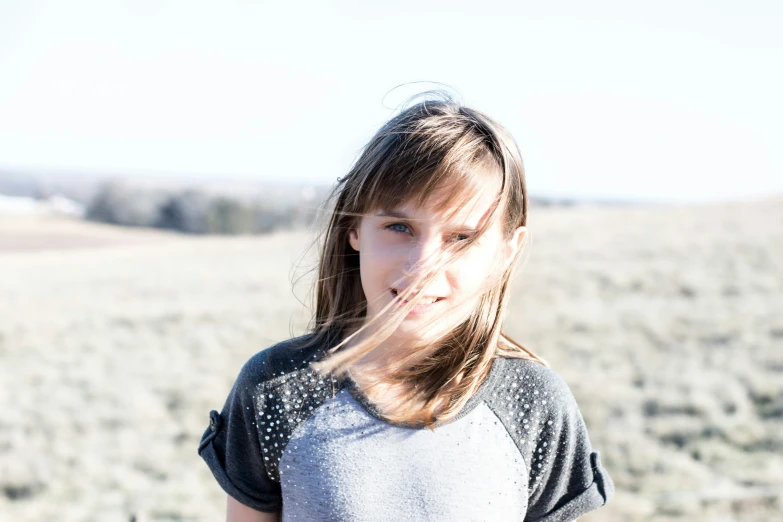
<box><xmin>390</xmin><ymin>288</ymin><xmax>446</xmax><ymax>310</ymax></box>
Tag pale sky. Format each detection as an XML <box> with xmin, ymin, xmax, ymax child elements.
<box><xmin>0</xmin><ymin>0</ymin><xmax>781</xmax><ymax>203</ymax></box>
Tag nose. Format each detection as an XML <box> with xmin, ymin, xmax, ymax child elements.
<box><xmin>403</xmin><ymin>233</ymin><xmax>443</xmax><ymax>278</ymax></box>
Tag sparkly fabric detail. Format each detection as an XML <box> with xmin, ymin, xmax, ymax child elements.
<box><xmin>484</xmin><ymin>357</ymin><xmax>614</xmax><ymax>520</ymax></box>
<box><xmin>257</xmin><ymin>362</ymin><xmax>340</xmax><ymax>482</ymax></box>
<box><xmin>486</xmin><ymin>358</ymin><xmax>560</xmax><ymax>488</ymax></box>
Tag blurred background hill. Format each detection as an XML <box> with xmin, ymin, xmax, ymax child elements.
<box><xmin>0</xmin><ymin>169</ymin><xmax>330</xmax><ymax>234</ymax></box>
<box><xmin>0</xmin><ymin>168</ymin><xmax>620</xmax><ymax>236</ymax></box>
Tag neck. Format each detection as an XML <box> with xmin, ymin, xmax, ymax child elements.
<box><xmin>350</xmin><ymin>336</ymin><xmax>409</xmax><ymax>377</ymax></box>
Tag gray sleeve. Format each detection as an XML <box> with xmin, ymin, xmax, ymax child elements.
<box><xmin>198</xmin><ymin>353</ymin><xmax>282</xmax><ymax>513</ymax></box>
<box><xmin>523</xmin><ymin>368</ymin><xmax>614</xmax><ymax>522</ymax></box>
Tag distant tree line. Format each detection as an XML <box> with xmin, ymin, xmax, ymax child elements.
<box><xmin>85</xmin><ymin>181</ymin><xmax>318</xmax><ymax>234</ymax></box>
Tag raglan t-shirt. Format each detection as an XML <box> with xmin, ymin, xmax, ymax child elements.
<box><xmin>198</xmin><ymin>335</ymin><xmax>614</xmax><ymax>521</ymax></box>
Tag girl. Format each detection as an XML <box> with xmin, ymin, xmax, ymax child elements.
<box><xmin>198</xmin><ymin>95</ymin><xmax>614</xmax><ymax>521</ymax></box>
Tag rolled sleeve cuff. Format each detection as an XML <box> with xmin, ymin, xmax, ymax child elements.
<box><xmin>529</xmin><ymin>451</ymin><xmax>615</xmax><ymax>522</ymax></box>
<box><xmin>198</xmin><ymin>429</ymin><xmax>282</xmax><ymax>514</ymax></box>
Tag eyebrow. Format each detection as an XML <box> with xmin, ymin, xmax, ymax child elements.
<box><xmin>375</xmin><ymin>209</ymin><xmax>410</xmax><ymax>219</ymax></box>
<box><xmin>375</xmin><ymin>209</ymin><xmax>480</xmax><ymax>233</ymax></box>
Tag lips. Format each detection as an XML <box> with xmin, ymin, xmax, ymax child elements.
<box><xmin>390</xmin><ymin>288</ymin><xmax>446</xmax><ymax>314</ymax></box>
<box><xmin>391</xmin><ymin>288</ymin><xmax>444</xmax><ymax>301</ymax></box>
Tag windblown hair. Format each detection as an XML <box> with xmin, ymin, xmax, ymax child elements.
<box><xmin>304</xmin><ymin>94</ymin><xmax>544</xmax><ymax>428</ymax></box>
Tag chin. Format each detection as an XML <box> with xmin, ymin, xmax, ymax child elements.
<box><xmin>390</xmin><ymin>321</ymin><xmax>448</xmax><ymax>346</ymax></box>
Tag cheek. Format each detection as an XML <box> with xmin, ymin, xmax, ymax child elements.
<box><xmin>359</xmin><ymin>246</ymin><xmax>393</xmax><ymax>296</ymax></box>
<box><xmin>449</xmin><ymin>246</ymin><xmax>502</xmax><ymax>296</ymax></box>
<box><xmin>358</xmin><ymin>252</ymin><xmax>379</xmax><ymax>291</ymax></box>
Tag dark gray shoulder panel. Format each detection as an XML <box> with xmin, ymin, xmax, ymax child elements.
<box><xmin>197</xmin><ymin>337</ymin><xmax>314</xmax><ymax>512</ymax></box>
<box><xmin>255</xmin><ymin>334</ymin><xmax>342</xmax><ymax>483</ymax></box>
<box><xmin>484</xmin><ymin>357</ymin><xmax>614</xmax><ymax>521</ymax></box>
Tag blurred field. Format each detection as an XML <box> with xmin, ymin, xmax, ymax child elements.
<box><xmin>1</xmin><ymin>197</ymin><xmax>781</xmax><ymax>521</ymax></box>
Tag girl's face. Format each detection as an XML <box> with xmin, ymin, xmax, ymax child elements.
<box><xmin>348</xmin><ymin>182</ymin><xmax>526</xmax><ymax>348</ymax></box>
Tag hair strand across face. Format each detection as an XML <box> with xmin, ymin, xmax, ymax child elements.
<box><xmin>302</xmin><ymin>95</ymin><xmax>544</xmax><ymax>428</ymax></box>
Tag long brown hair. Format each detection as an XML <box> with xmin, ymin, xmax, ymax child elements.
<box><xmin>304</xmin><ymin>94</ymin><xmax>544</xmax><ymax>428</ymax></box>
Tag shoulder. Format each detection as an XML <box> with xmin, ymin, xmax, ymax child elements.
<box><xmin>234</xmin><ymin>333</ymin><xmax>328</xmax><ymax>390</ymax></box>
<box><xmin>483</xmin><ymin>356</ymin><xmax>586</xmax><ymax>458</ymax></box>
<box><xmin>489</xmin><ymin>356</ymin><xmax>579</xmax><ymax>411</ymax></box>
<box><xmin>238</xmin><ymin>333</ymin><xmax>341</xmax><ymax>482</ymax></box>
<box><xmin>488</xmin><ymin>359</ymin><xmax>614</xmax><ymax>517</ymax></box>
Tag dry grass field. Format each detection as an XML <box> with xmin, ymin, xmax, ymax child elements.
<box><xmin>1</xmin><ymin>197</ymin><xmax>781</xmax><ymax>521</ymax></box>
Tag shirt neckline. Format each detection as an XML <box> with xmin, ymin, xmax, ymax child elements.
<box><xmin>341</xmin><ymin>356</ymin><xmax>506</xmax><ymax>430</ymax></box>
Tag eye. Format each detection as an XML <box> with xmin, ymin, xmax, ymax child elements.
<box><xmin>449</xmin><ymin>232</ymin><xmax>474</xmax><ymax>243</ymax></box>
<box><xmin>385</xmin><ymin>222</ymin><xmax>411</xmax><ymax>235</ymax></box>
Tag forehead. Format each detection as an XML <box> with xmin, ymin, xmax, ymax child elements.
<box><xmin>377</xmin><ymin>178</ymin><xmax>502</xmax><ymax>229</ymax></box>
